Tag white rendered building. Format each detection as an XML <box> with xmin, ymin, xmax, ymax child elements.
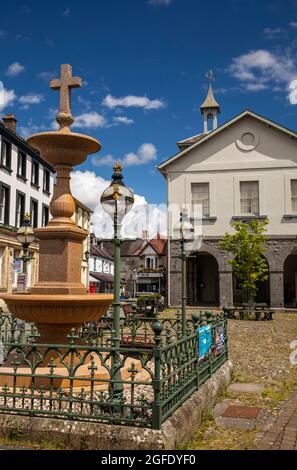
<box><xmin>0</xmin><ymin>114</ymin><xmax>54</xmax><ymax>299</ymax></box>
<box><xmin>158</xmin><ymin>86</ymin><xmax>297</xmax><ymax>309</ymax></box>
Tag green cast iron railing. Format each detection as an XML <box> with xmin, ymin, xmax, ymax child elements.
<box><xmin>0</xmin><ymin>309</ymin><xmax>228</xmax><ymax>430</ymax></box>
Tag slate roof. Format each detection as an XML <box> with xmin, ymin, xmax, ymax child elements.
<box><xmin>89</xmin><ymin>271</ymin><xmax>114</xmax><ymax>283</ymax></box>
<box><xmin>98</xmin><ymin>235</ymin><xmax>167</xmax><ymax>258</ymax></box>
<box><xmin>0</xmin><ymin>119</ymin><xmax>54</xmax><ymax>173</ymax></box>
<box><xmin>90</xmin><ymin>243</ymin><xmax>114</xmax><ymax>261</ymax></box>
<box><xmin>176</xmin><ymin>133</ymin><xmax>205</xmax><ymax>149</ymax></box>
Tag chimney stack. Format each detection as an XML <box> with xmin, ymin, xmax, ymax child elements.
<box><xmin>142</xmin><ymin>230</ymin><xmax>148</xmax><ymax>240</ymax></box>
<box><xmin>3</xmin><ymin>114</ymin><xmax>17</xmax><ymax>133</ymax></box>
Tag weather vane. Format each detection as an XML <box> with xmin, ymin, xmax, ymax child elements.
<box><xmin>205</xmin><ymin>69</ymin><xmax>214</xmax><ymax>84</ymax></box>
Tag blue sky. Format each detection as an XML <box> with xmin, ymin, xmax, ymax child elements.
<box><xmin>1</xmin><ymin>0</ymin><xmax>297</xmax><ymax>211</ymax></box>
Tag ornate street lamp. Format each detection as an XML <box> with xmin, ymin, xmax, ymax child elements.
<box><xmin>100</xmin><ymin>162</ymin><xmax>134</xmax><ymax>403</ymax></box>
<box><xmin>16</xmin><ymin>213</ymin><xmax>35</xmax><ymax>278</ymax></box>
<box><xmin>173</xmin><ymin>209</ymin><xmax>194</xmax><ymax>336</ymax></box>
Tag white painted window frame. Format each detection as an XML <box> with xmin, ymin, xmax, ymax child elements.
<box><xmin>233</xmin><ymin>174</ymin><xmax>265</xmax><ymax>216</ymax></box>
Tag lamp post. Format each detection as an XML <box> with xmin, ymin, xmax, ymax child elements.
<box><xmin>84</xmin><ymin>250</ymin><xmax>90</xmax><ymax>292</ymax></box>
<box><xmin>173</xmin><ymin>209</ymin><xmax>194</xmax><ymax>336</ymax></box>
<box><xmin>16</xmin><ymin>213</ymin><xmax>35</xmax><ymax>291</ymax></box>
<box><xmin>100</xmin><ymin>162</ymin><xmax>134</xmax><ymax>404</ymax></box>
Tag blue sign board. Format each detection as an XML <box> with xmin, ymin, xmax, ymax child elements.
<box><xmin>197</xmin><ymin>324</ymin><xmax>212</xmax><ymax>361</ymax></box>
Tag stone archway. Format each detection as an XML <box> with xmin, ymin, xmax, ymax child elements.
<box><xmin>232</xmin><ymin>256</ymin><xmax>270</xmax><ymax>305</ymax></box>
<box><xmin>284</xmin><ymin>250</ymin><xmax>297</xmax><ymax>308</ymax></box>
<box><xmin>265</xmin><ymin>240</ymin><xmax>297</xmax><ymax>309</ymax></box>
<box><xmin>187</xmin><ymin>252</ymin><xmax>220</xmax><ymax>306</ymax></box>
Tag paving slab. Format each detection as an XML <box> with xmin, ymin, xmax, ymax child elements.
<box><xmin>222</xmin><ymin>405</ymin><xmax>262</xmax><ymax>420</ymax></box>
<box><xmin>228</xmin><ymin>383</ymin><xmax>264</xmax><ymax>395</ymax></box>
<box><xmin>219</xmin><ymin>416</ymin><xmax>258</xmax><ymax>430</ymax></box>
<box><xmin>214</xmin><ymin>400</ymin><xmax>268</xmax><ymax>430</ymax></box>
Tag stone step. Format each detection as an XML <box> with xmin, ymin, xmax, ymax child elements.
<box><xmin>228</xmin><ymin>382</ymin><xmax>264</xmax><ymax>395</ymax></box>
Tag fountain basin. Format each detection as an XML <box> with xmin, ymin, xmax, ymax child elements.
<box><xmin>27</xmin><ymin>131</ymin><xmax>101</xmax><ymax>167</ymax></box>
<box><xmin>1</xmin><ymin>293</ymin><xmax>113</xmax><ymax>343</ymax></box>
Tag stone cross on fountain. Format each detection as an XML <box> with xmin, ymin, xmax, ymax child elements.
<box><xmin>50</xmin><ymin>64</ymin><xmax>82</xmax><ymax>132</ymax></box>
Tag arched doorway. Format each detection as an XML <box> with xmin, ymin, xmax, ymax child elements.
<box><xmin>284</xmin><ymin>252</ymin><xmax>297</xmax><ymax>307</ymax></box>
<box><xmin>232</xmin><ymin>256</ymin><xmax>270</xmax><ymax>305</ymax></box>
<box><xmin>187</xmin><ymin>252</ymin><xmax>219</xmax><ymax>306</ymax></box>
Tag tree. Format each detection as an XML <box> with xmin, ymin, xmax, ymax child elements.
<box><xmin>219</xmin><ymin>219</ymin><xmax>269</xmax><ymax>303</ymax></box>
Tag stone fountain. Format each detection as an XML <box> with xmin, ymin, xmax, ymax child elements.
<box><xmin>1</xmin><ymin>64</ymin><xmax>113</xmax><ymax>344</ymax></box>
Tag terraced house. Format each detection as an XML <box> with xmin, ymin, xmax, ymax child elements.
<box><xmin>0</xmin><ymin>114</ymin><xmax>54</xmax><ymax>297</ymax></box>
<box><xmin>158</xmin><ymin>85</ymin><xmax>297</xmax><ymax>310</ymax></box>
<box><xmin>100</xmin><ymin>232</ymin><xmax>167</xmax><ymax>299</ymax></box>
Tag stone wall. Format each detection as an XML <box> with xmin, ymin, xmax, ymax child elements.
<box><xmin>0</xmin><ymin>361</ymin><xmax>233</xmax><ymax>450</ymax></box>
<box><xmin>169</xmin><ymin>236</ymin><xmax>297</xmax><ymax>309</ymax></box>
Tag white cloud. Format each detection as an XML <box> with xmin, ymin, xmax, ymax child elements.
<box><xmin>70</xmin><ymin>170</ymin><xmax>167</xmax><ymax>238</ymax></box>
<box><xmin>63</xmin><ymin>7</ymin><xmax>71</xmax><ymax>16</ymax></box>
<box><xmin>19</xmin><ymin>120</ymin><xmax>47</xmax><ymax>138</ymax></box>
<box><xmin>92</xmin><ymin>143</ymin><xmax>157</xmax><ymax>167</ymax></box>
<box><xmin>289</xmin><ymin>80</ymin><xmax>297</xmax><ymax>104</ymax></box>
<box><xmin>290</xmin><ymin>21</ymin><xmax>297</xmax><ymax>28</ymax></box>
<box><xmin>123</xmin><ymin>143</ymin><xmax>157</xmax><ymax>166</ymax></box>
<box><xmin>16</xmin><ymin>33</ymin><xmax>30</xmax><ymax>41</ymax></box>
<box><xmin>0</xmin><ymin>81</ymin><xmax>16</xmax><ymax>111</ymax></box>
<box><xmin>229</xmin><ymin>49</ymin><xmax>297</xmax><ymax>97</ymax></box>
<box><xmin>93</xmin><ymin>154</ymin><xmax>116</xmax><ymax>167</ymax></box>
<box><xmin>38</xmin><ymin>71</ymin><xmax>56</xmax><ymax>81</ymax></box>
<box><xmin>73</xmin><ymin>112</ymin><xmax>107</xmax><ymax>129</ymax></box>
<box><xmin>148</xmin><ymin>0</ymin><xmax>173</xmax><ymax>5</ymax></box>
<box><xmin>19</xmin><ymin>93</ymin><xmax>44</xmax><ymax>108</ymax></box>
<box><xmin>6</xmin><ymin>62</ymin><xmax>25</xmax><ymax>77</ymax></box>
<box><xmin>103</xmin><ymin>94</ymin><xmax>165</xmax><ymax>110</ymax></box>
<box><xmin>263</xmin><ymin>27</ymin><xmax>285</xmax><ymax>40</ymax></box>
<box><xmin>113</xmin><ymin>116</ymin><xmax>134</xmax><ymax>125</ymax></box>
<box><xmin>245</xmin><ymin>83</ymin><xmax>269</xmax><ymax>91</ymax></box>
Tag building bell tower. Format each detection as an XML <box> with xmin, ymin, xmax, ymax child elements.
<box><xmin>200</xmin><ymin>70</ymin><xmax>221</xmax><ymax>133</ymax></box>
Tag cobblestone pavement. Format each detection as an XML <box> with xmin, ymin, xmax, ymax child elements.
<box><xmin>186</xmin><ymin>313</ymin><xmax>297</xmax><ymax>450</ymax></box>
<box><xmin>228</xmin><ymin>313</ymin><xmax>297</xmax><ymax>382</ymax></box>
<box><xmin>257</xmin><ymin>389</ymin><xmax>297</xmax><ymax>450</ymax></box>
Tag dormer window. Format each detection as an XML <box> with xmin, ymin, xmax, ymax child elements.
<box><xmin>145</xmin><ymin>256</ymin><xmax>156</xmax><ymax>269</ymax></box>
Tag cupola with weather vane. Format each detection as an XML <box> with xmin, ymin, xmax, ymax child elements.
<box><xmin>200</xmin><ymin>69</ymin><xmax>221</xmax><ymax>133</ymax></box>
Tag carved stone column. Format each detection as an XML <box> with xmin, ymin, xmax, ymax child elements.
<box><xmin>219</xmin><ymin>271</ymin><xmax>233</xmax><ymax>307</ymax></box>
<box><xmin>270</xmin><ymin>271</ymin><xmax>284</xmax><ymax>309</ymax></box>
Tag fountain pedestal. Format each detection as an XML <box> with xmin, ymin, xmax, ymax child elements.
<box><xmin>32</xmin><ymin>225</ymin><xmax>88</xmax><ymax>296</ymax></box>
<box><xmin>0</xmin><ymin>65</ymin><xmax>113</xmax><ymax>344</ymax></box>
